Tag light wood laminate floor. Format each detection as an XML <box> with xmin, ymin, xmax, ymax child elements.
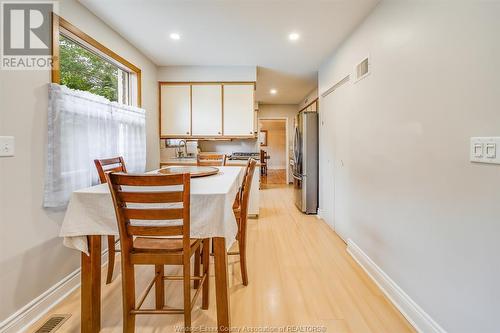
<box><xmin>261</xmin><ymin>169</ymin><xmax>287</xmax><ymax>185</ymax></box>
<box><xmin>28</xmin><ymin>185</ymin><xmax>415</xmax><ymax>333</ymax></box>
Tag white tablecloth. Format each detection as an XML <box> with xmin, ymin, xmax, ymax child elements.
<box><xmin>60</xmin><ymin>166</ymin><xmax>244</xmax><ymax>255</ymax></box>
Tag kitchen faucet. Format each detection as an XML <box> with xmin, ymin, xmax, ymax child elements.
<box><xmin>177</xmin><ymin>139</ymin><xmax>188</xmax><ymax>157</ymax></box>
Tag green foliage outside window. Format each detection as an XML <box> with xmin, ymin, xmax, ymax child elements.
<box><xmin>59</xmin><ymin>34</ymin><xmax>119</xmax><ymax>102</ymax></box>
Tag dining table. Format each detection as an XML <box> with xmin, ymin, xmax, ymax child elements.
<box><xmin>59</xmin><ymin>166</ymin><xmax>244</xmax><ymax>333</ymax></box>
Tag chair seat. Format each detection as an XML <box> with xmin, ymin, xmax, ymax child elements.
<box><xmin>133</xmin><ymin>238</ymin><xmax>200</xmax><ymax>253</ymax></box>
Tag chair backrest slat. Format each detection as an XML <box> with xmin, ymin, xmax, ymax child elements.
<box><xmin>107</xmin><ymin>172</ymin><xmax>191</xmax><ymax>253</ymax></box>
<box><xmin>197</xmin><ymin>153</ymin><xmax>227</xmax><ymax>166</ymax></box>
<box><xmin>127</xmin><ymin>225</ymin><xmax>184</xmax><ymax>237</ymax></box>
<box><xmin>94</xmin><ymin>156</ymin><xmax>127</xmax><ymax>184</ymax></box>
<box><xmin>118</xmin><ymin>191</ymin><xmax>183</xmax><ymax>203</ymax></box>
<box><xmin>123</xmin><ymin>208</ymin><xmax>184</xmax><ymax>220</ymax></box>
<box><xmin>110</xmin><ymin>173</ymin><xmax>184</xmax><ymax>186</ymax></box>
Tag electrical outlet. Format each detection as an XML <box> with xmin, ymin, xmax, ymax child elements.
<box><xmin>0</xmin><ymin>136</ymin><xmax>15</xmax><ymax>157</ymax></box>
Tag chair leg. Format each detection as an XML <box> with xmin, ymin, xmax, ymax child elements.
<box><xmin>183</xmin><ymin>252</ymin><xmax>191</xmax><ymax>331</ymax></box>
<box><xmin>194</xmin><ymin>247</ymin><xmax>201</xmax><ymax>289</ymax></box>
<box><xmin>122</xmin><ymin>260</ymin><xmax>136</xmax><ymax>333</ymax></box>
<box><xmin>155</xmin><ymin>265</ymin><xmax>164</xmax><ymax>309</ymax></box>
<box><xmin>202</xmin><ymin>239</ymin><xmax>210</xmax><ymax>310</ymax></box>
<box><xmin>238</xmin><ymin>218</ymin><xmax>249</xmax><ymax>286</ymax></box>
<box><xmin>106</xmin><ymin>236</ymin><xmax>116</xmax><ymax>284</ymax></box>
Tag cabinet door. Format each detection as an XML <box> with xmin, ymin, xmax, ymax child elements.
<box><xmin>192</xmin><ymin>85</ymin><xmax>222</xmax><ymax>136</ymax></box>
<box><xmin>160</xmin><ymin>85</ymin><xmax>191</xmax><ymax>136</ymax></box>
<box><xmin>223</xmin><ymin>84</ymin><xmax>255</xmax><ymax>136</ymax></box>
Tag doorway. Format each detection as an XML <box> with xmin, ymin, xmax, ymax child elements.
<box><xmin>259</xmin><ymin>119</ymin><xmax>288</xmax><ymax>185</ymax></box>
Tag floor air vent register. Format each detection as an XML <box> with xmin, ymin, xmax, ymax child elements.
<box><xmin>34</xmin><ymin>314</ymin><xmax>71</xmax><ymax>333</ymax></box>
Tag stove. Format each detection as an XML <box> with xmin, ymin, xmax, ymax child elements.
<box><xmin>229</xmin><ymin>152</ymin><xmax>260</xmax><ymax>160</ymax></box>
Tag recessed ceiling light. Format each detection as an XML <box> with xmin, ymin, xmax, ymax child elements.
<box><xmin>288</xmin><ymin>32</ymin><xmax>300</xmax><ymax>41</ymax></box>
<box><xmin>270</xmin><ymin>89</ymin><xmax>277</xmax><ymax>95</ymax></box>
<box><xmin>170</xmin><ymin>33</ymin><xmax>181</xmax><ymax>40</ymax></box>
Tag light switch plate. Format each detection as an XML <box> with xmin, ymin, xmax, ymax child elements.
<box><xmin>470</xmin><ymin>137</ymin><xmax>500</xmax><ymax>164</ymax></box>
<box><xmin>486</xmin><ymin>143</ymin><xmax>496</xmax><ymax>158</ymax></box>
<box><xmin>0</xmin><ymin>136</ymin><xmax>15</xmax><ymax>157</ymax></box>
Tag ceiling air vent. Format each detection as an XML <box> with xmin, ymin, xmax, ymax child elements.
<box><xmin>355</xmin><ymin>57</ymin><xmax>370</xmax><ymax>81</ymax></box>
<box><xmin>35</xmin><ymin>314</ymin><xmax>71</xmax><ymax>333</ymax></box>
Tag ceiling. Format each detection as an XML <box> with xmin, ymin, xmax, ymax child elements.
<box><xmin>79</xmin><ymin>0</ymin><xmax>379</xmax><ymax>104</ymax></box>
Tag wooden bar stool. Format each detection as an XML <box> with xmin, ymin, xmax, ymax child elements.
<box><xmin>94</xmin><ymin>156</ymin><xmax>127</xmax><ymax>284</ymax></box>
<box><xmin>107</xmin><ymin>172</ymin><xmax>209</xmax><ymax>333</ymax></box>
<box><xmin>229</xmin><ymin>158</ymin><xmax>257</xmax><ymax>286</ymax></box>
<box><xmin>197</xmin><ymin>153</ymin><xmax>227</xmax><ymax>166</ymax></box>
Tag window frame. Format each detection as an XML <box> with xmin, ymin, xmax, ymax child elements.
<box><xmin>51</xmin><ymin>14</ymin><xmax>142</xmax><ymax>107</ymax></box>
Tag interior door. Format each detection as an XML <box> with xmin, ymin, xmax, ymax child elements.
<box><xmin>319</xmin><ymin>93</ymin><xmax>336</xmax><ymax>230</ymax></box>
<box><xmin>192</xmin><ymin>84</ymin><xmax>222</xmax><ymax>136</ymax></box>
<box><xmin>321</xmin><ymin>82</ymin><xmax>350</xmax><ymax>238</ymax></box>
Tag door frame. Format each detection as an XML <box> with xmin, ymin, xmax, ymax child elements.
<box><xmin>257</xmin><ymin>117</ymin><xmax>289</xmax><ymax>184</ymax></box>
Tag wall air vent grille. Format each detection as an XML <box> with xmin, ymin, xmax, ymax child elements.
<box><xmin>356</xmin><ymin>57</ymin><xmax>369</xmax><ymax>81</ymax></box>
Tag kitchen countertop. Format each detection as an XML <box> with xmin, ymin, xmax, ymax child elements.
<box><xmin>160</xmin><ymin>157</ymin><xmax>261</xmax><ymax>166</ymax></box>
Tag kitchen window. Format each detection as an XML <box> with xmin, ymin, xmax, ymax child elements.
<box><xmin>44</xmin><ymin>15</ymin><xmax>146</xmax><ymax>207</ymax></box>
<box><xmin>59</xmin><ymin>34</ymin><xmax>130</xmax><ymax>104</ymax></box>
<box><xmin>52</xmin><ymin>15</ymin><xmax>142</xmax><ymax>106</ymax></box>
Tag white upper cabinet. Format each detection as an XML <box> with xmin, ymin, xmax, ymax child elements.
<box><xmin>223</xmin><ymin>84</ymin><xmax>255</xmax><ymax>136</ymax></box>
<box><xmin>160</xmin><ymin>85</ymin><xmax>191</xmax><ymax>136</ymax></box>
<box><xmin>192</xmin><ymin>85</ymin><xmax>222</xmax><ymax>136</ymax></box>
<box><xmin>160</xmin><ymin>82</ymin><xmax>255</xmax><ymax>138</ymax></box>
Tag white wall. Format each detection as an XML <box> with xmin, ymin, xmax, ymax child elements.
<box><xmin>318</xmin><ymin>1</ymin><xmax>500</xmax><ymax>332</ymax></box>
<box><xmin>157</xmin><ymin>66</ymin><xmax>256</xmax><ymax>82</ymax></box>
<box><xmin>0</xmin><ymin>0</ymin><xmax>158</xmax><ymax>323</ymax></box>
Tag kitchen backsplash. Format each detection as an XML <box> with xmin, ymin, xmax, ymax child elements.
<box><xmin>199</xmin><ymin>139</ymin><xmax>258</xmax><ymax>154</ymax></box>
<box><xmin>160</xmin><ymin>139</ymin><xmax>258</xmax><ymax>160</ymax></box>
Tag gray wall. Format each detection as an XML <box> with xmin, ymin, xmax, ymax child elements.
<box><xmin>318</xmin><ymin>1</ymin><xmax>500</xmax><ymax>332</ymax></box>
<box><xmin>0</xmin><ymin>0</ymin><xmax>159</xmax><ymax>322</ymax></box>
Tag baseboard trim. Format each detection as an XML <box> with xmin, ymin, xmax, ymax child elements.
<box><xmin>0</xmin><ymin>249</ymin><xmax>110</xmax><ymax>333</ymax></box>
<box><xmin>316</xmin><ymin>208</ymin><xmax>325</xmax><ymax>220</ymax></box>
<box><xmin>346</xmin><ymin>240</ymin><xmax>446</xmax><ymax>333</ymax></box>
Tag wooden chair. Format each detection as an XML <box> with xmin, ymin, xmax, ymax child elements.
<box><xmin>260</xmin><ymin>150</ymin><xmax>268</xmax><ymax>176</ymax></box>
<box><xmin>106</xmin><ymin>172</ymin><xmax>209</xmax><ymax>333</ymax></box>
<box><xmin>197</xmin><ymin>153</ymin><xmax>227</xmax><ymax>166</ymax></box>
<box><xmin>94</xmin><ymin>156</ymin><xmax>127</xmax><ymax>284</ymax></box>
<box><xmin>229</xmin><ymin>158</ymin><xmax>257</xmax><ymax>286</ymax></box>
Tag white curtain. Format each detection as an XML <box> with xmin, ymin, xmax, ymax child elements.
<box><xmin>44</xmin><ymin>83</ymin><xmax>146</xmax><ymax>207</ymax></box>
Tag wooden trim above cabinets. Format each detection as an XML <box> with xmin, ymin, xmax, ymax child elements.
<box><xmin>299</xmin><ymin>98</ymin><xmax>319</xmax><ymax>113</ymax></box>
<box><xmin>158</xmin><ymin>81</ymin><xmax>255</xmax><ymax>89</ymax></box>
<box><xmin>160</xmin><ymin>135</ymin><xmax>256</xmax><ymax>140</ymax></box>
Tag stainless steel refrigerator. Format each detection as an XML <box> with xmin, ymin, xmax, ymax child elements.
<box><xmin>293</xmin><ymin>111</ymin><xmax>318</xmax><ymax>214</ymax></box>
